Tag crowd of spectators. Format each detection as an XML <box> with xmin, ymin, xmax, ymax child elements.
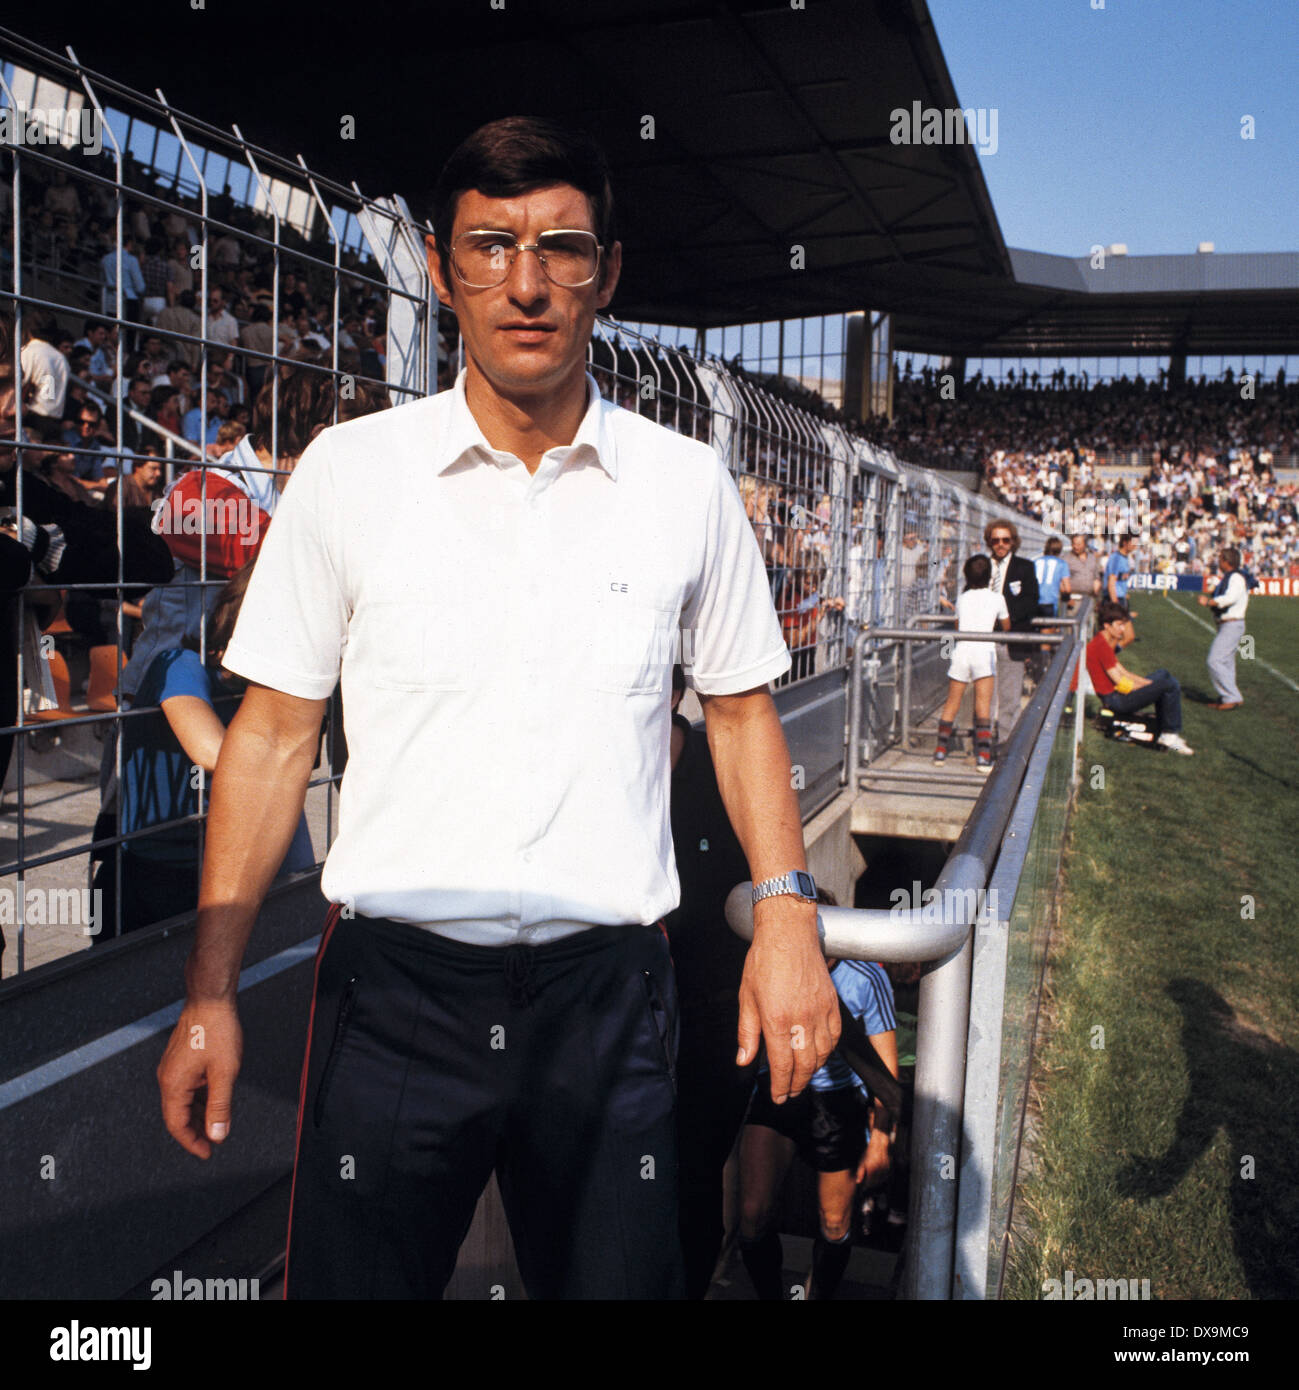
<box><xmin>3</xmin><ymin>144</ymin><xmax>405</xmax><ymax>492</ymax></box>
<box><xmin>860</xmin><ymin>366</ymin><xmax>1299</xmax><ymax>581</ymax></box>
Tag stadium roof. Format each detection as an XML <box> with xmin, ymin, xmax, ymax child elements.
<box><xmin>889</xmin><ymin>249</ymin><xmax>1299</xmax><ymax>360</ymax></box>
<box><xmin>14</xmin><ymin>2</ymin><xmax>1299</xmax><ymax>357</ymax></box>
<box><xmin>19</xmin><ymin>0</ymin><xmax>1013</xmax><ymax>325</ymax></box>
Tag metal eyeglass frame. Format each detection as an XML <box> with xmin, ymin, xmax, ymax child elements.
<box><xmin>450</xmin><ymin>228</ymin><xmax>604</xmax><ymax>289</ymax></box>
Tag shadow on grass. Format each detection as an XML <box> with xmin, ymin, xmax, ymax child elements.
<box><xmin>1116</xmin><ymin>979</ymin><xmax>1299</xmax><ymax>1298</ymax></box>
<box><xmin>1222</xmin><ymin>748</ymin><xmax>1298</xmax><ymax>793</ymax></box>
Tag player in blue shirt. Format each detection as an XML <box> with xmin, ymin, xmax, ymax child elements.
<box><xmin>1033</xmin><ymin>537</ymin><xmax>1071</xmax><ymax>619</ymax></box>
<box><xmin>1104</xmin><ymin>536</ymin><xmax>1139</xmax><ymax>646</ymax></box>
<box><xmin>1029</xmin><ymin>537</ymin><xmax>1072</xmax><ymax>681</ymax></box>
<box><xmin>738</xmin><ymin>889</ymin><xmax>898</xmax><ymax>1300</ymax></box>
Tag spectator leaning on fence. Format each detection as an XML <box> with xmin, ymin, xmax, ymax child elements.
<box><xmin>1197</xmin><ymin>546</ymin><xmax>1248</xmax><ymax>710</ymax></box>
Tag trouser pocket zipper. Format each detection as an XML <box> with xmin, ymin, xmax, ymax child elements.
<box><xmin>313</xmin><ymin>975</ymin><xmax>359</xmax><ymax>1128</ymax></box>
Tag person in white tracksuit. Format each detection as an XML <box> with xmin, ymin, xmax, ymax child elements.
<box><xmin>1198</xmin><ymin>546</ymin><xmax>1249</xmax><ymax>710</ymax></box>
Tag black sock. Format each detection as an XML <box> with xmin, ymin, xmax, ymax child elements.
<box><xmin>935</xmin><ymin>718</ymin><xmax>954</xmax><ymax>753</ymax></box>
<box><xmin>740</xmin><ymin>1231</ymin><xmax>785</xmax><ymax>1301</ymax></box>
<box><xmin>810</xmin><ymin>1230</ymin><xmax>853</xmax><ymax>1301</ymax></box>
<box><xmin>975</xmin><ymin>718</ymin><xmax>993</xmax><ymax>760</ymax></box>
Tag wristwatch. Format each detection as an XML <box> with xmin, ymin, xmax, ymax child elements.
<box><xmin>752</xmin><ymin>870</ymin><xmax>817</xmax><ymax>906</ymax></box>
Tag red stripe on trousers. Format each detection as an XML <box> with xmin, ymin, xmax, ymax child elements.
<box><xmin>282</xmin><ymin>901</ymin><xmax>343</xmax><ymax>1299</ymax></box>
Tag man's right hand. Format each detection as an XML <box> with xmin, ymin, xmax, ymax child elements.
<box><xmin>157</xmin><ymin>999</ymin><xmax>243</xmax><ymax>1159</ymax></box>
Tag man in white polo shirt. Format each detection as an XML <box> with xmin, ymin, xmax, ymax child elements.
<box><xmin>156</xmin><ymin>117</ymin><xmax>839</xmax><ymax>1300</ymax></box>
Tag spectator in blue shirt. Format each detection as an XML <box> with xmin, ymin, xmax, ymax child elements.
<box><xmin>74</xmin><ymin>318</ymin><xmax>115</xmax><ymax>391</ymax></box>
<box><xmin>91</xmin><ymin>560</ymin><xmax>314</xmax><ymax>945</ymax></box>
<box><xmin>101</xmin><ymin>234</ymin><xmax>147</xmax><ymax>327</ymax></box>
<box><xmin>182</xmin><ymin>389</ymin><xmax>231</xmax><ymax>447</ymax></box>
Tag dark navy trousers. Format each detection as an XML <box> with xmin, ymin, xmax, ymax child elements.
<box><xmin>1102</xmin><ymin>667</ymin><xmax>1183</xmax><ymax>733</ymax></box>
<box><xmin>284</xmin><ymin>906</ymin><xmax>685</xmax><ymax>1300</ymax></box>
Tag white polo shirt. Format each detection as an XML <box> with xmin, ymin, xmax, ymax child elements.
<box><xmin>223</xmin><ymin>369</ymin><xmax>790</xmax><ymax>944</ymax></box>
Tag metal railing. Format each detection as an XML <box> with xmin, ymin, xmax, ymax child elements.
<box><xmin>726</xmin><ymin>598</ymin><xmax>1091</xmax><ymax>1298</ymax></box>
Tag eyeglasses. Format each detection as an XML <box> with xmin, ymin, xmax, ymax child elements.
<box><xmin>450</xmin><ymin>229</ymin><xmax>602</xmax><ymax>289</ymax></box>
<box><xmin>990</xmin><ymin>536</ymin><xmax>1013</xmax><ymax>546</ymax></box>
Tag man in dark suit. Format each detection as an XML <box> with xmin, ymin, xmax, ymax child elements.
<box><xmin>985</xmin><ymin>519</ymin><xmax>1039</xmax><ymax>746</ymax></box>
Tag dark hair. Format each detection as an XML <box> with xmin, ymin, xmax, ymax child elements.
<box><xmin>430</xmin><ymin>117</ymin><xmax>616</xmax><ymax>276</ymax></box>
<box><xmin>205</xmin><ymin>560</ymin><xmax>256</xmax><ymax>656</ymax></box>
<box><xmin>1098</xmin><ymin>599</ymin><xmax>1129</xmax><ymax>626</ymax></box>
<box><xmin>251</xmin><ymin>367</ymin><xmax>338</xmax><ymax>461</ymax></box>
<box><xmin>178</xmin><ymin>290</ymin><xmax>197</xmax><ymax>310</ymax></box>
<box><xmin>1220</xmin><ymin>547</ymin><xmax>1240</xmax><ymax>569</ymax></box>
<box><xmin>1045</xmin><ymin>536</ymin><xmax>1063</xmax><ymax>555</ymax></box>
<box><xmin>964</xmin><ymin>553</ymin><xmax>992</xmax><ymax>589</ymax></box>
<box><xmin>671</xmin><ymin>663</ymin><xmax>686</xmax><ymax>696</ymax></box>
<box><xmin>23</xmin><ymin>312</ymin><xmax>60</xmax><ymax>343</ymax></box>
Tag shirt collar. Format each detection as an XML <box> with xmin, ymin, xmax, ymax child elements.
<box><xmin>436</xmin><ymin>366</ymin><xmax>616</xmax><ymax>479</ymax></box>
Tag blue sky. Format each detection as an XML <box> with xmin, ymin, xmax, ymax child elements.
<box><xmin>927</xmin><ymin>0</ymin><xmax>1299</xmax><ymax>256</ymax></box>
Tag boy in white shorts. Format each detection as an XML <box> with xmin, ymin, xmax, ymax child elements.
<box><xmin>934</xmin><ymin>554</ymin><xmax>1010</xmax><ymax>772</ymax></box>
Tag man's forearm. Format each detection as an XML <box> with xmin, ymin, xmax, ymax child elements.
<box><xmin>702</xmin><ymin>688</ymin><xmax>809</xmax><ymax>893</ymax></box>
<box><xmin>185</xmin><ymin>714</ymin><xmax>319</xmax><ymax>1003</ymax></box>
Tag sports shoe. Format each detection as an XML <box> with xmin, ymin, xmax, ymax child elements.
<box><xmin>932</xmin><ymin>747</ymin><xmax>947</xmax><ymax>764</ymax></box>
<box><xmin>1158</xmin><ymin>732</ymin><xmax>1194</xmax><ymax>756</ymax></box>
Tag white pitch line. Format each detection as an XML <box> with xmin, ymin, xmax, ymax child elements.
<box><xmin>1163</xmin><ymin>596</ymin><xmax>1299</xmax><ymax>693</ymax></box>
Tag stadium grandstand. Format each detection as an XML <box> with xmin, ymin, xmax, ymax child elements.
<box><xmin>0</xmin><ymin>0</ymin><xmax>1294</xmax><ymax>1335</ymax></box>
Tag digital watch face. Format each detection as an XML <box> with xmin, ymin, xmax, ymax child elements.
<box><xmin>793</xmin><ymin>871</ymin><xmax>816</xmax><ymax>899</ymax></box>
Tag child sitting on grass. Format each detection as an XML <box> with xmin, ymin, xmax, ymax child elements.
<box><xmin>934</xmin><ymin>553</ymin><xmax>1010</xmax><ymax>772</ymax></box>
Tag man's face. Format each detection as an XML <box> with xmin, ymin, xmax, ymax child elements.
<box><xmin>989</xmin><ymin>529</ymin><xmax>1014</xmax><ymax>557</ymax></box>
<box><xmin>144</xmin><ymin>336</ymin><xmax>164</xmax><ymax>359</ymax></box>
<box><xmin>1071</xmin><ymin>534</ymin><xmax>1087</xmax><ymax>554</ymax></box>
<box><xmin>209</xmin><ymin>291</ymin><xmax>224</xmax><ymax>315</ymax></box>
<box><xmin>130</xmin><ymin>379</ymin><xmax>151</xmax><ymax>409</ymax></box>
<box><xmin>135</xmin><ymin>459</ymin><xmax>162</xmax><ymax>488</ymax></box>
<box><xmin>427</xmin><ymin>182</ymin><xmax>621</xmax><ymax>401</ymax></box>
<box><xmin>88</xmin><ymin>326</ymin><xmax>107</xmax><ymax>348</ymax></box>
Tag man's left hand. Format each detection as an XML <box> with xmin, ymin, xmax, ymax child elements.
<box><xmin>736</xmin><ymin>897</ymin><xmax>840</xmax><ymax>1103</ymax></box>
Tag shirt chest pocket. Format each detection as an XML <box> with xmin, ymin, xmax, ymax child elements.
<box><xmin>348</xmin><ymin>596</ymin><xmax>471</xmax><ymax>691</ymax></box>
<box><xmin>579</xmin><ymin>593</ymin><xmax>678</xmax><ymax>695</ymax></box>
